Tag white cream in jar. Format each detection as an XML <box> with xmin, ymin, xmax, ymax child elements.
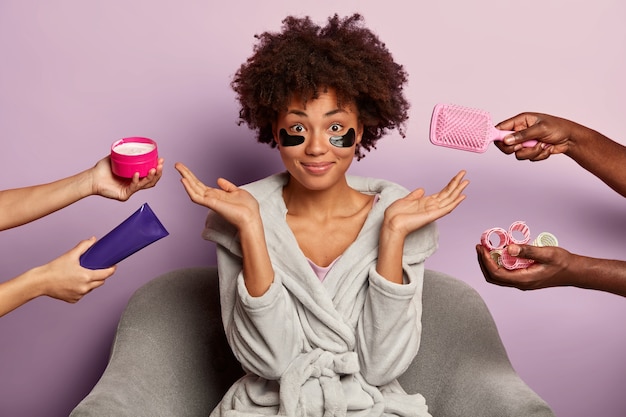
<box><xmin>113</xmin><ymin>142</ymin><xmax>156</xmax><ymax>156</ymax></box>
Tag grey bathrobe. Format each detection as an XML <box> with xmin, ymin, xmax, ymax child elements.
<box><xmin>203</xmin><ymin>172</ymin><xmax>438</xmax><ymax>417</ymax></box>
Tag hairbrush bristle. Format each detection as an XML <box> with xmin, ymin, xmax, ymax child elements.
<box><xmin>430</xmin><ymin>104</ymin><xmax>493</xmax><ymax>152</ymax></box>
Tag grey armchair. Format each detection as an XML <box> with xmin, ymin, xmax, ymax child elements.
<box><xmin>71</xmin><ymin>267</ymin><xmax>554</xmax><ymax>417</ymax></box>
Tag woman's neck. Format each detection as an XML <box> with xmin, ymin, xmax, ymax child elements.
<box><xmin>282</xmin><ymin>175</ymin><xmax>366</xmax><ymax>220</ymax></box>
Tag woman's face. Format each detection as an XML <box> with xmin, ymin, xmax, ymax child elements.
<box><xmin>273</xmin><ymin>89</ymin><xmax>362</xmax><ymax>192</ymax></box>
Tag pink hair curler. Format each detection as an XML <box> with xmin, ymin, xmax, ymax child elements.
<box><xmin>481</xmin><ymin>227</ymin><xmax>509</xmax><ymax>250</ymax></box>
<box><xmin>499</xmin><ymin>250</ymin><xmax>534</xmax><ymax>270</ymax></box>
<box><xmin>481</xmin><ymin>221</ymin><xmax>534</xmax><ymax>270</ymax></box>
<box><xmin>110</xmin><ymin>137</ymin><xmax>158</xmax><ymax>178</ymax></box>
<box><xmin>429</xmin><ymin>103</ymin><xmax>537</xmax><ymax>153</ymax></box>
<box><xmin>507</xmin><ymin>220</ymin><xmax>531</xmax><ymax>245</ymax></box>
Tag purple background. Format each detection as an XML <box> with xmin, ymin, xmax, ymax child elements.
<box><xmin>1</xmin><ymin>1</ymin><xmax>625</xmax><ymax>416</ymax></box>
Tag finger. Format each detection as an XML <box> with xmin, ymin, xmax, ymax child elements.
<box><xmin>142</xmin><ymin>160</ymin><xmax>164</xmax><ymax>184</ymax></box>
<box><xmin>506</xmin><ymin>123</ymin><xmax>549</xmax><ymax>146</ymax></box>
<box><xmin>512</xmin><ymin>147</ymin><xmax>545</xmax><ymax>161</ymax></box>
<box><xmin>495</xmin><ymin>114</ymin><xmax>528</xmax><ymax>131</ymax></box>
<box><xmin>449</xmin><ymin>170</ymin><xmax>466</xmax><ymax>184</ymax></box>
<box><xmin>131</xmin><ymin>171</ymin><xmax>141</xmax><ymax>185</ymax></box>
<box><xmin>216</xmin><ymin>177</ymin><xmax>238</xmax><ymax>192</ymax></box>
<box><xmin>496</xmin><ymin>113</ymin><xmax>538</xmax><ymax>134</ymax></box>
<box><xmin>179</xmin><ymin>178</ymin><xmax>210</xmax><ymax>203</ymax></box>
<box><xmin>179</xmin><ymin>169</ymin><xmax>210</xmax><ymax>197</ymax></box>
<box><xmin>73</xmin><ymin>237</ymin><xmax>98</xmax><ymax>256</ymax></box>
<box><xmin>437</xmin><ymin>173</ymin><xmax>469</xmax><ymax>203</ymax></box>
<box><xmin>176</xmin><ymin>165</ymin><xmax>209</xmax><ymax>195</ymax></box>
<box><xmin>430</xmin><ymin>172</ymin><xmax>463</xmax><ymax>199</ymax></box>
<box><xmin>82</xmin><ymin>265</ymin><xmax>117</xmax><ymax>286</ymax></box>
<box><xmin>174</xmin><ymin>162</ymin><xmax>197</xmax><ymax>181</ymax></box>
<box><xmin>135</xmin><ymin>173</ymin><xmax>158</xmax><ymax>189</ymax></box>
<box><xmin>528</xmin><ymin>146</ymin><xmax>553</xmax><ymax>162</ymax></box>
<box><xmin>442</xmin><ymin>193</ymin><xmax>467</xmax><ymax>211</ymax></box>
<box><xmin>406</xmin><ymin>188</ymin><xmax>425</xmax><ymax>200</ymax></box>
<box><xmin>88</xmin><ymin>279</ymin><xmax>107</xmax><ymax>291</ymax></box>
<box><xmin>445</xmin><ymin>170</ymin><xmax>468</xmax><ymax>191</ymax></box>
<box><xmin>493</xmin><ymin>140</ymin><xmax>517</xmax><ymax>155</ymax></box>
<box><xmin>91</xmin><ymin>265</ymin><xmax>116</xmax><ymax>281</ymax></box>
<box><xmin>508</xmin><ymin>244</ymin><xmax>555</xmax><ymax>264</ymax></box>
<box><xmin>476</xmin><ymin>244</ymin><xmax>502</xmax><ymax>284</ymax></box>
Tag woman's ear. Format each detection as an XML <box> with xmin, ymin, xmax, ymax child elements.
<box><xmin>271</xmin><ymin>123</ymin><xmax>279</xmax><ymax>147</ymax></box>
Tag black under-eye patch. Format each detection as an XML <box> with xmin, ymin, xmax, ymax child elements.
<box><xmin>279</xmin><ymin>129</ymin><xmax>305</xmax><ymax>147</ymax></box>
<box><xmin>329</xmin><ymin>128</ymin><xmax>356</xmax><ymax>148</ymax></box>
<box><xmin>278</xmin><ymin>128</ymin><xmax>356</xmax><ymax>148</ymax></box>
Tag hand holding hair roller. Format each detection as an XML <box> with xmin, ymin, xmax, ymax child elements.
<box><xmin>429</xmin><ymin>103</ymin><xmax>537</xmax><ymax>153</ymax></box>
<box><xmin>480</xmin><ymin>221</ymin><xmax>559</xmax><ymax>270</ymax></box>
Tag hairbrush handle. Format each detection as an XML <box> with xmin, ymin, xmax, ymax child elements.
<box><xmin>491</xmin><ymin>127</ymin><xmax>538</xmax><ymax>148</ymax></box>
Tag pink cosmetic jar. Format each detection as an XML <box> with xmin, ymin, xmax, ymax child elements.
<box><xmin>110</xmin><ymin>137</ymin><xmax>158</xmax><ymax>178</ymax></box>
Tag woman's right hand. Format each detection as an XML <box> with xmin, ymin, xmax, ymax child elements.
<box><xmin>175</xmin><ymin>162</ymin><xmax>260</xmax><ymax>229</ymax></box>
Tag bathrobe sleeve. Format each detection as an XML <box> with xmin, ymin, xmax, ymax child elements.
<box><xmin>357</xmin><ymin>260</ymin><xmax>426</xmax><ymax>386</ymax></box>
<box><xmin>213</xmin><ymin>238</ymin><xmax>305</xmax><ymax>380</ymax></box>
<box><xmin>202</xmin><ymin>174</ymin><xmax>306</xmax><ymax>379</ymax></box>
<box><xmin>349</xmin><ymin>176</ymin><xmax>438</xmax><ymax>387</ymax></box>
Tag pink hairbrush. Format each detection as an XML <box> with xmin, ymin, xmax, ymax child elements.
<box><xmin>429</xmin><ymin>103</ymin><xmax>537</xmax><ymax>153</ymax></box>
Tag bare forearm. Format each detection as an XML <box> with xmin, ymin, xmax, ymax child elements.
<box><xmin>567</xmin><ymin>123</ymin><xmax>626</xmax><ymax>197</ymax></box>
<box><xmin>239</xmin><ymin>219</ymin><xmax>275</xmax><ymax>297</ymax></box>
<box><xmin>568</xmin><ymin>255</ymin><xmax>626</xmax><ymax>297</ymax></box>
<box><xmin>376</xmin><ymin>228</ymin><xmax>405</xmax><ymax>284</ymax></box>
<box><xmin>0</xmin><ymin>268</ymin><xmax>45</xmax><ymax>317</ymax></box>
<box><xmin>0</xmin><ymin>169</ymin><xmax>93</xmax><ymax>230</ymax></box>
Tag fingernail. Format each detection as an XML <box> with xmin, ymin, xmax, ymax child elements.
<box><xmin>507</xmin><ymin>244</ymin><xmax>521</xmax><ymax>256</ymax></box>
<box><xmin>504</xmin><ymin>136</ymin><xmax>515</xmax><ymax>145</ymax></box>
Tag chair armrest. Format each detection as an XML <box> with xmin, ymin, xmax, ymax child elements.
<box><xmin>70</xmin><ymin>267</ymin><xmax>242</xmax><ymax>417</ymax></box>
<box><xmin>398</xmin><ymin>270</ymin><xmax>554</xmax><ymax>417</ymax></box>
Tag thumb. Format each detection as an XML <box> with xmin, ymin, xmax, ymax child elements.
<box><xmin>407</xmin><ymin>188</ymin><xmax>425</xmax><ymax>200</ymax></box>
<box><xmin>74</xmin><ymin>236</ymin><xmax>98</xmax><ymax>255</ymax></box>
<box><xmin>507</xmin><ymin>244</ymin><xmax>550</xmax><ymax>263</ymax></box>
<box><xmin>216</xmin><ymin>177</ymin><xmax>238</xmax><ymax>192</ymax></box>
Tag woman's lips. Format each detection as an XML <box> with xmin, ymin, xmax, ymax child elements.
<box><xmin>301</xmin><ymin>161</ymin><xmax>334</xmax><ymax>174</ymax></box>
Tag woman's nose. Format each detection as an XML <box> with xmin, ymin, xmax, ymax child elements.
<box><xmin>305</xmin><ymin>131</ymin><xmax>329</xmax><ymax>155</ymax></box>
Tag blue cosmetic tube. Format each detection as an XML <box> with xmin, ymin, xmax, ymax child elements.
<box><xmin>79</xmin><ymin>203</ymin><xmax>169</xmax><ymax>270</ymax></box>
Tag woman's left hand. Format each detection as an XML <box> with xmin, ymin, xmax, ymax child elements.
<box><xmin>383</xmin><ymin>170</ymin><xmax>469</xmax><ymax>237</ymax></box>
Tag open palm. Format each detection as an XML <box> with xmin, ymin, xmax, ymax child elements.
<box><xmin>384</xmin><ymin>170</ymin><xmax>469</xmax><ymax>236</ymax></box>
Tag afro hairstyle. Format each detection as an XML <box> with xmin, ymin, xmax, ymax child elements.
<box><xmin>231</xmin><ymin>13</ymin><xmax>410</xmax><ymax>159</ymax></box>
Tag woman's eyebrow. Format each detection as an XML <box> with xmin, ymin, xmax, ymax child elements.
<box><xmin>324</xmin><ymin>108</ymin><xmax>347</xmax><ymax>117</ymax></box>
<box><xmin>286</xmin><ymin>109</ymin><xmax>308</xmax><ymax>117</ymax></box>
<box><xmin>285</xmin><ymin>108</ymin><xmax>347</xmax><ymax>117</ymax></box>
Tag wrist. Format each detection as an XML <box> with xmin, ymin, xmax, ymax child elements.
<box><xmin>20</xmin><ymin>266</ymin><xmax>48</xmax><ymax>299</ymax></box>
<box><xmin>377</xmin><ymin>227</ymin><xmax>406</xmax><ymax>284</ymax></box>
<box><xmin>564</xmin><ymin>121</ymin><xmax>595</xmax><ymax>158</ymax></box>
<box><xmin>379</xmin><ymin>225</ymin><xmax>406</xmax><ymax>250</ymax></box>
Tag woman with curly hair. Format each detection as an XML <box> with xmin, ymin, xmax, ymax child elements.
<box><xmin>176</xmin><ymin>13</ymin><xmax>468</xmax><ymax>417</ymax></box>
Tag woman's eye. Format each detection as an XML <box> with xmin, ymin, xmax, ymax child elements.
<box><xmin>292</xmin><ymin>125</ymin><xmax>305</xmax><ymax>133</ymax></box>
<box><xmin>329</xmin><ymin>124</ymin><xmax>343</xmax><ymax>133</ymax></box>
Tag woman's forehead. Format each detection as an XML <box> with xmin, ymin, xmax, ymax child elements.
<box><xmin>284</xmin><ymin>89</ymin><xmax>357</xmax><ymax>115</ymax></box>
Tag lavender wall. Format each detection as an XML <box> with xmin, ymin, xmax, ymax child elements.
<box><xmin>1</xmin><ymin>1</ymin><xmax>625</xmax><ymax>416</ymax></box>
